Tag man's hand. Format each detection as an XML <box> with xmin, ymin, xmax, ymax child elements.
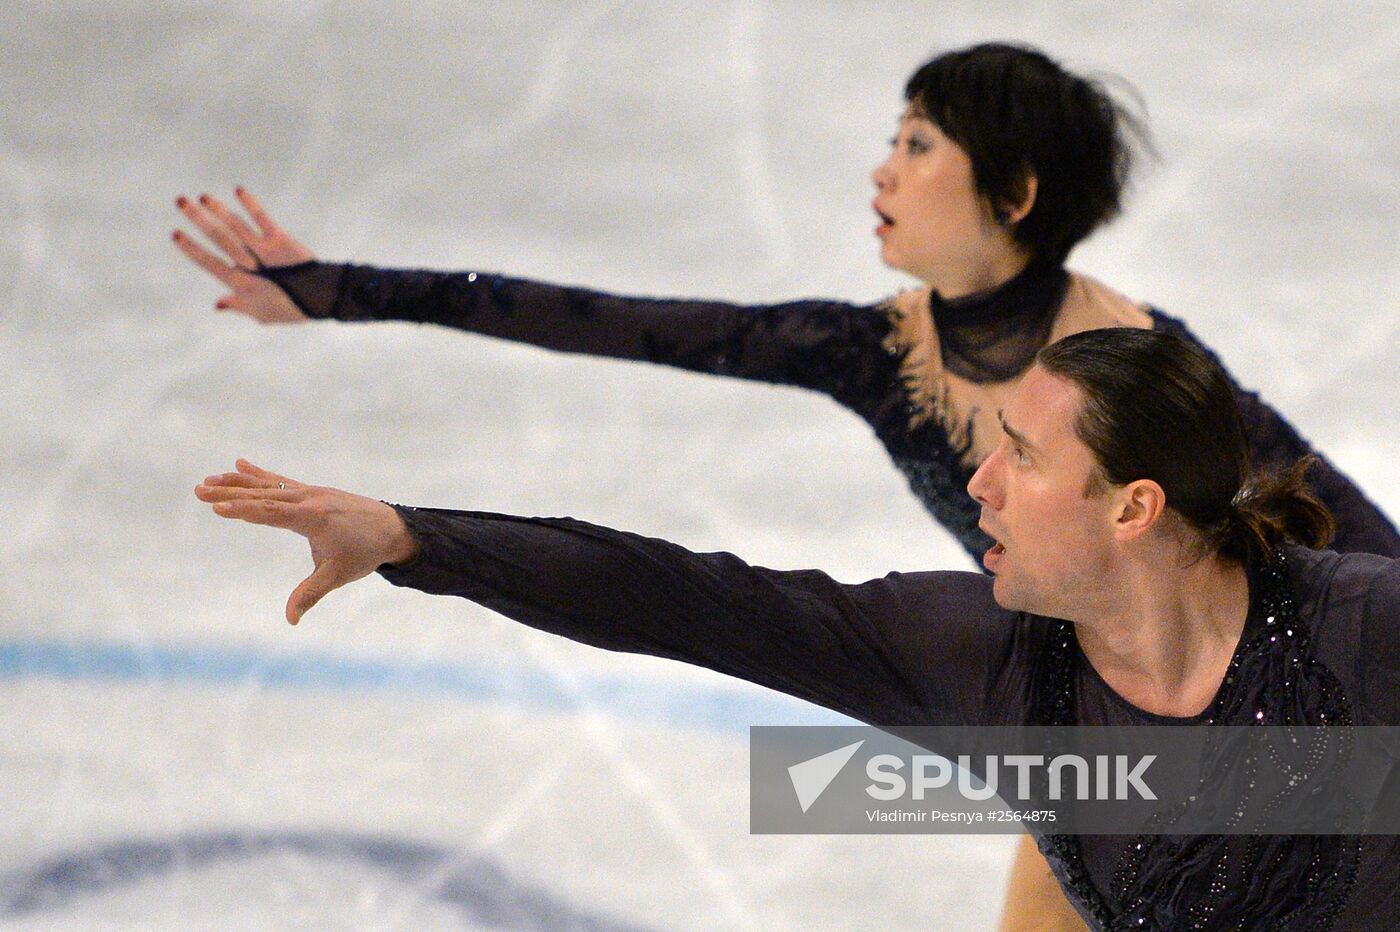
<box><xmin>195</xmin><ymin>459</ymin><xmax>420</xmax><ymax>624</ymax></box>
<box><xmin>173</xmin><ymin>188</ymin><xmax>315</xmax><ymax>324</ymax></box>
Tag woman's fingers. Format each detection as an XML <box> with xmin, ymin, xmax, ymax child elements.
<box><xmin>173</xmin><ymin>188</ymin><xmax>315</xmax><ymax>273</ymax></box>
<box><xmin>198</xmin><ymin>193</ymin><xmax>262</xmax><ymax>255</ymax></box>
<box><xmin>176</xmin><ymin>195</ymin><xmax>258</xmax><ymax>269</ymax></box>
<box><xmin>235</xmin><ymin>187</ymin><xmax>282</xmax><ymax>237</ymax></box>
<box><xmin>171</xmin><ymin>228</ymin><xmax>240</xmax><ymax>285</ymax></box>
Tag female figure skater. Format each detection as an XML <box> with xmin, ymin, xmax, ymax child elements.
<box><xmin>172</xmin><ymin>42</ymin><xmax>1399</xmax><ymax>931</ymax></box>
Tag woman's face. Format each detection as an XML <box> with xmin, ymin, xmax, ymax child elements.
<box><xmin>871</xmin><ymin>110</ymin><xmax>1007</xmax><ymax>291</ymax></box>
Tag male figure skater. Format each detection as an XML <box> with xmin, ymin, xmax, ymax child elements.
<box><xmin>195</xmin><ymin>329</ymin><xmax>1399</xmax><ymax>928</ymax></box>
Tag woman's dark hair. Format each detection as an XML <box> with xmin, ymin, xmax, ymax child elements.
<box><xmin>905</xmin><ymin>43</ymin><xmax>1151</xmax><ymax>266</ymax></box>
<box><xmin>1036</xmin><ymin>328</ymin><xmax>1335</xmax><ymax>562</ymax></box>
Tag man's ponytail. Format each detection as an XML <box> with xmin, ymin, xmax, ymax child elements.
<box><xmin>1037</xmin><ymin>329</ymin><xmax>1337</xmax><ymax>562</ymax></box>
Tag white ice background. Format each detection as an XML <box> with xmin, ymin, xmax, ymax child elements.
<box><xmin>1</xmin><ymin>1</ymin><xmax>1397</xmax><ymax>929</ymax></box>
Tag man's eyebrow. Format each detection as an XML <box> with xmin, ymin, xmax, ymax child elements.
<box><xmin>997</xmin><ymin>412</ymin><xmax>1039</xmax><ymax>453</ymax></box>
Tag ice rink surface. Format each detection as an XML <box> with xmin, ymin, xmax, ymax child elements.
<box><xmin>2</xmin><ymin>1</ymin><xmax>1397</xmax><ymax>928</ymax></box>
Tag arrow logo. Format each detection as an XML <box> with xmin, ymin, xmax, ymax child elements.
<box><xmin>788</xmin><ymin>740</ymin><xmax>865</xmax><ymax>813</ymax></box>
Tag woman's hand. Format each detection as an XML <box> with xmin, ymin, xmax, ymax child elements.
<box><xmin>195</xmin><ymin>459</ymin><xmax>421</xmax><ymax>624</ymax></box>
<box><xmin>173</xmin><ymin>188</ymin><xmax>315</xmax><ymax>324</ymax></box>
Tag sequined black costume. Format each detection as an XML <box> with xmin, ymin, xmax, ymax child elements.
<box><xmin>260</xmin><ymin>260</ymin><xmax>1400</xmax><ymax>561</ymax></box>
<box><xmin>375</xmin><ymin>506</ymin><xmax>1400</xmax><ymax>930</ymax></box>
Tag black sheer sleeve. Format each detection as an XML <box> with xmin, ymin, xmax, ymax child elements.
<box><xmin>375</xmin><ymin>505</ymin><xmax>1030</xmax><ymax>727</ymax></box>
<box><xmin>1153</xmin><ymin>312</ymin><xmax>1400</xmax><ymax>557</ymax></box>
<box><xmin>259</xmin><ymin>260</ymin><xmax>886</xmax><ymax>398</ymax></box>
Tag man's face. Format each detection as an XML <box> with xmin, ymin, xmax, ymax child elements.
<box><xmin>966</xmin><ymin>366</ymin><xmax>1120</xmax><ymax>616</ymax></box>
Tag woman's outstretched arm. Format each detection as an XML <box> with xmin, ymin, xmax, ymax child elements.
<box><xmin>174</xmin><ymin>190</ymin><xmax>885</xmax><ymax>396</ymax></box>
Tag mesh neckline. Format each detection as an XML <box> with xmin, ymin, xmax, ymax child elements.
<box><xmin>929</xmin><ymin>262</ymin><xmax>1069</xmax><ymax>383</ymax></box>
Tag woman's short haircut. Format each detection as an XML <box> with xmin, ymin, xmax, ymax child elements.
<box><xmin>905</xmin><ymin>43</ymin><xmax>1151</xmax><ymax>266</ymax></box>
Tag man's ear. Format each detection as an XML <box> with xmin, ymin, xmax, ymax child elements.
<box><xmin>1113</xmin><ymin>478</ymin><xmax>1166</xmax><ymax>541</ymax></box>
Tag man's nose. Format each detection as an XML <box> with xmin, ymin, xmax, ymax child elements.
<box><xmin>967</xmin><ymin>450</ymin><xmax>1001</xmax><ymax>508</ymax></box>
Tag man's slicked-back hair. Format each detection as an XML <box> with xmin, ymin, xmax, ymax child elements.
<box><xmin>904</xmin><ymin>43</ymin><xmax>1151</xmax><ymax>266</ymax></box>
<box><xmin>1036</xmin><ymin>328</ymin><xmax>1334</xmax><ymax>562</ymax></box>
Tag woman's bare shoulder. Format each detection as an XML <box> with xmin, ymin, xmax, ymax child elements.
<box><xmin>1053</xmin><ymin>271</ymin><xmax>1154</xmax><ymax>338</ymax></box>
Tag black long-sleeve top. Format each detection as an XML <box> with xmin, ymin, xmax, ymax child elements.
<box><xmin>262</xmin><ymin>261</ymin><xmax>1400</xmax><ymax>562</ymax></box>
<box><xmin>377</xmin><ymin>506</ymin><xmax>1400</xmax><ymax>930</ymax></box>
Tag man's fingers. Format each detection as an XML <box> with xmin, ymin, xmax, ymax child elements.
<box><xmin>287</xmin><ymin>561</ymin><xmax>343</xmax><ymax>625</ymax></box>
<box><xmin>235</xmin><ymin>187</ymin><xmax>281</xmax><ymax>237</ymax></box>
<box><xmin>200</xmin><ymin>471</ymin><xmax>268</xmax><ymax>489</ymax></box>
<box><xmin>195</xmin><ymin>484</ymin><xmax>305</xmax><ymax>503</ymax></box>
<box><xmin>200</xmin><ymin>466</ymin><xmax>303</xmax><ymax>491</ymax></box>
<box><xmin>207</xmin><ymin>496</ymin><xmax>305</xmax><ymax>530</ymax></box>
<box><xmin>234</xmin><ymin>459</ymin><xmax>301</xmax><ymax>488</ymax></box>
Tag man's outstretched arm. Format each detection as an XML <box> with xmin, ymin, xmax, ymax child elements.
<box><xmin>194</xmin><ymin>460</ymin><xmax>1016</xmax><ymax>726</ymax></box>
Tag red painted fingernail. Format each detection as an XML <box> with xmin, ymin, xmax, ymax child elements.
<box><xmin>216</xmin><ymin>301</ymin><xmax>229</xmax><ymax>310</ymax></box>
<box><xmin>198</xmin><ymin>194</ymin><xmax>210</xmax><ymax>204</ymax></box>
<box><xmin>234</xmin><ymin>186</ymin><xmax>245</xmax><ymax>196</ymax></box>
<box><xmin>171</xmin><ymin>230</ymin><xmax>181</xmax><ymax>241</ymax></box>
<box><xmin>176</xmin><ymin>196</ymin><xmax>187</xmax><ymax>208</ymax></box>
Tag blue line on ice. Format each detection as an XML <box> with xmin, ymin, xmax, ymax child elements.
<box><xmin>0</xmin><ymin>638</ymin><xmax>849</xmax><ymax>732</ymax></box>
